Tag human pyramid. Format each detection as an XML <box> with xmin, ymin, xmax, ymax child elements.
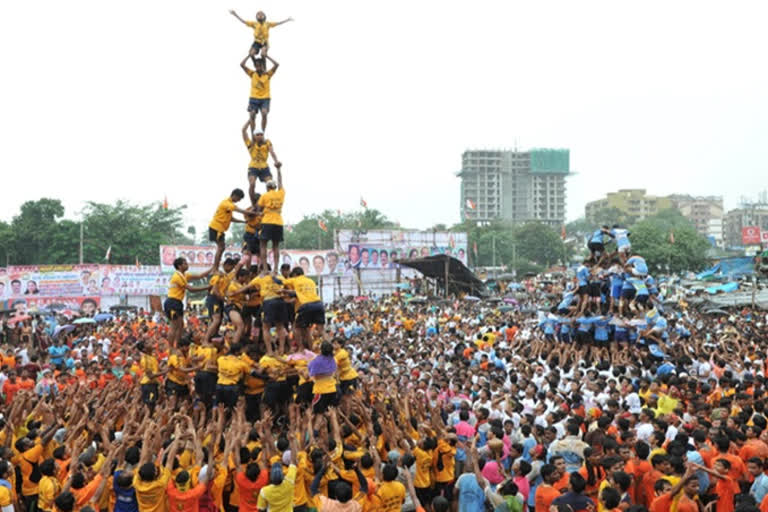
<box><xmin>161</xmin><ymin>10</ymin><xmax>327</xmax><ymax>376</ymax></box>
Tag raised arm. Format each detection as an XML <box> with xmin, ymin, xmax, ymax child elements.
<box><xmin>242</xmin><ymin>120</ymin><xmax>253</xmax><ymax>147</ymax></box>
<box><xmin>240</xmin><ymin>52</ymin><xmax>255</xmax><ymax>75</ymax></box>
<box><xmin>269</xmin><ymin>143</ymin><xmax>281</xmax><ymax>168</ymax></box>
<box><xmin>229</xmin><ymin>10</ymin><xmax>249</xmax><ymax>25</ymax></box>
<box><xmin>276</xmin><ymin>164</ymin><xmax>283</xmax><ymax>190</ymax></box>
<box><xmin>265</xmin><ymin>54</ymin><xmax>279</xmax><ymax>74</ymax></box>
<box><xmin>273</xmin><ymin>17</ymin><xmax>294</xmax><ymax>27</ymax></box>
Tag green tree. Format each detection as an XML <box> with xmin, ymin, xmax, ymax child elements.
<box><xmin>7</xmin><ymin>199</ymin><xmax>69</xmax><ymax>264</ymax></box>
<box><xmin>82</xmin><ymin>201</ymin><xmax>192</xmax><ymax>264</ymax></box>
<box><xmin>588</xmin><ymin>207</ymin><xmax>632</xmax><ymax>227</ymax></box>
<box><xmin>630</xmin><ymin>209</ymin><xmax>710</xmax><ymax>272</ymax></box>
<box><xmin>513</xmin><ymin>222</ymin><xmax>566</xmax><ymax>268</ymax></box>
<box><xmin>284</xmin><ymin>209</ymin><xmax>397</xmax><ymax>250</ymax></box>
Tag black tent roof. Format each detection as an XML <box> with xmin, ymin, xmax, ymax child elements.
<box><xmin>397</xmin><ymin>255</ymin><xmax>485</xmax><ymax>296</ymax></box>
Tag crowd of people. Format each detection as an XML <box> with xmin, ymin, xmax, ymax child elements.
<box><xmin>4</xmin><ymin>10</ymin><xmax>768</xmax><ymax>512</ymax></box>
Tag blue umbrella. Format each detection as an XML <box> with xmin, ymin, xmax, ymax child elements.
<box><xmin>94</xmin><ymin>313</ymin><xmax>115</xmax><ymax>323</ymax></box>
<box><xmin>53</xmin><ymin>324</ymin><xmax>76</xmax><ymax>338</ymax></box>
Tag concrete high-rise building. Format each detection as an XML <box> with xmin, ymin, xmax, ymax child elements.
<box><xmin>723</xmin><ymin>206</ymin><xmax>768</xmax><ymax>248</ymax></box>
<box><xmin>668</xmin><ymin>195</ymin><xmax>724</xmax><ymax>246</ymax></box>
<box><xmin>585</xmin><ymin>189</ymin><xmax>672</xmax><ymax>224</ymax></box>
<box><xmin>458</xmin><ymin>148</ymin><xmax>569</xmax><ymax>226</ymax></box>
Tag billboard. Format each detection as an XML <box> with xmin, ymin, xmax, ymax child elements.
<box><xmin>2</xmin><ymin>296</ymin><xmax>101</xmax><ymax>315</ymax></box>
<box><xmin>0</xmin><ymin>265</ymin><xmax>165</xmax><ymax>299</ymax></box>
<box><xmin>159</xmin><ymin>245</ymin><xmax>350</xmax><ymax>277</ymax></box>
<box><xmin>336</xmin><ymin>230</ymin><xmax>468</xmax><ymax>267</ymax></box>
<box><xmin>742</xmin><ymin>226</ymin><xmax>762</xmax><ymax>245</ymax></box>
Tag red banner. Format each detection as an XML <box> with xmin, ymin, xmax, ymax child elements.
<box><xmin>742</xmin><ymin>226</ymin><xmax>762</xmax><ymax>245</ymax></box>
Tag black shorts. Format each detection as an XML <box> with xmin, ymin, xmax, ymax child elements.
<box><xmin>588</xmin><ymin>282</ymin><xmax>602</xmax><ymax>298</ymax></box>
<box><xmin>243</xmin><ymin>305</ymin><xmax>262</xmax><ymax>326</ymax></box>
<box><xmin>251</xmin><ymin>41</ymin><xmax>265</xmax><ymax>51</ymax></box>
<box><xmin>577</xmin><ymin>285</ymin><xmax>589</xmax><ymax>296</ymax></box>
<box><xmin>284</xmin><ymin>301</ymin><xmax>295</xmax><ymax>325</ymax></box>
<box><xmin>141</xmin><ymin>383</ymin><xmax>159</xmax><ymax>405</ymax></box>
<box><xmin>415</xmin><ymin>488</ymin><xmax>433</xmax><ymax>508</ymax></box>
<box><xmin>164</xmin><ymin>298</ymin><xmax>184</xmax><ymax>320</ymax></box>
<box><xmin>434</xmin><ymin>481</ymin><xmax>455</xmax><ymax>500</ymax></box>
<box><xmin>340</xmin><ymin>378</ymin><xmax>358</xmax><ymax>395</ymax></box>
<box><xmin>165</xmin><ymin>379</ymin><xmax>190</xmax><ymax>397</ymax></box>
<box><xmin>636</xmin><ymin>294</ymin><xmax>649</xmax><ymax>304</ymax></box>
<box><xmin>621</xmin><ymin>288</ymin><xmax>636</xmax><ymax>300</ymax></box>
<box><xmin>296</xmin><ymin>302</ymin><xmax>325</xmax><ymax>328</ymax></box>
<box><xmin>260</xmin><ymin>223</ymin><xmax>284</xmax><ymax>243</ymax></box>
<box><xmin>312</xmin><ymin>391</ymin><xmax>339</xmax><ymax>414</ymax></box>
<box><xmin>264</xmin><ymin>381</ymin><xmax>291</xmax><ymax>406</ymax></box>
<box><xmin>296</xmin><ymin>382</ymin><xmax>313</xmax><ymax>404</ymax></box>
<box><xmin>205</xmin><ymin>295</ymin><xmax>223</xmax><ymax>317</ymax></box>
<box><xmin>263</xmin><ymin>299</ymin><xmax>287</xmax><ymax>325</ymax></box>
<box><xmin>195</xmin><ymin>371</ymin><xmax>217</xmax><ymax>396</ymax></box>
<box><xmin>248</xmin><ymin>167</ymin><xmax>272</xmax><ymax>182</ymax></box>
<box><xmin>588</xmin><ymin>241</ymin><xmax>604</xmax><ymax>254</ymax></box>
<box><xmin>575</xmin><ymin>330</ymin><xmax>593</xmax><ymax>345</ymax></box>
<box><xmin>224</xmin><ymin>303</ymin><xmax>242</xmax><ymax>317</ymax></box>
<box><xmin>209</xmin><ymin>227</ymin><xmax>225</xmax><ymax>243</ymax></box>
<box><xmin>243</xmin><ymin>231</ymin><xmax>260</xmax><ymax>253</ymax></box>
<box><xmin>216</xmin><ymin>384</ymin><xmax>240</xmax><ymax>408</ymax></box>
<box><xmin>245</xmin><ymin>393</ymin><xmax>262</xmax><ymax>422</ymax></box>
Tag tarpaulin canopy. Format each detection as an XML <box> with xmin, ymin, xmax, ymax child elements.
<box><xmin>397</xmin><ymin>255</ymin><xmax>485</xmax><ymax>296</ymax></box>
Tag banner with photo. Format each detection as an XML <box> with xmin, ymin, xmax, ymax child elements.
<box><xmin>159</xmin><ymin>245</ymin><xmax>350</xmax><ymax>277</ymax></box>
<box><xmin>0</xmin><ymin>265</ymin><xmax>165</xmax><ymax>298</ymax></box>
<box><xmin>2</xmin><ymin>296</ymin><xmax>101</xmax><ymax>315</ymax></box>
<box><xmin>337</xmin><ymin>229</ymin><xmax>469</xmax><ymax>267</ymax></box>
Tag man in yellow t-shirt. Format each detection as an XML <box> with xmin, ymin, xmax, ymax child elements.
<box><xmin>216</xmin><ymin>343</ymin><xmax>251</xmax><ymax>409</ymax></box>
<box><xmin>231</xmin><ymin>272</ymin><xmax>286</xmax><ymax>354</ymax></box>
<box><xmin>164</xmin><ymin>251</ymin><xmax>219</xmax><ymax>347</ymax></box>
<box><xmin>281</xmin><ymin>267</ymin><xmax>324</xmax><ymax>350</ymax></box>
<box><xmin>257</xmin><ymin>167</ymin><xmax>285</xmax><ymax>276</ymax></box>
<box><xmin>208</xmin><ymin>189</ymin><xmax>249</xmax><ymax>249</ymax></box>
<box><xmin>257</xmin><ymin>463</ymin><xmax>297</xmax><ymax>512</ymax></box>
<box><xmin>229</xmin><ymin>10</ymin><xmax>293</xmax><ymax>61</ymax></box>
<box><xmin>242</xmin><ymin>121</ymin><xmax>282</xmax><ymax>186</ymax></box>
<box><xmin>165</xmin><ymin>337</ymin><xmax>195</xmax><ymax>399</ymax></box>
<box><xmin>239</xmin><ymin>51</ymin><xmax>279</xmax><ymax>133</ymax></box>
<box><xmin>333</xmin><ymin>339</ymin><xmax>359</xmax><ymax>396</ymax></box>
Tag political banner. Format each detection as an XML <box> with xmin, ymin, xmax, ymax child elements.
<box><xmin>0</xmin><ymin>265</ymin><xmax>164</xmax><ymax>298</ymax></box>
<box><xmin>3</xmin><ymin>296</ymin><xmax>101</xmax><ymax>315</ymax></box>
<box><xmin>337</xmin><ymin>230</ymin><xmax>469</xmax><ymax>266</ymax></box>
<box><xmin>159</xmin><ymin>245</ymin><xmax>350</xmax><ymax>277</ymax></box>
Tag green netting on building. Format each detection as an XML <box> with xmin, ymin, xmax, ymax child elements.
<box><xmin>530</xmin><ymin>149</ymin><xmax>569</xmax><ymax>174</ymax></box>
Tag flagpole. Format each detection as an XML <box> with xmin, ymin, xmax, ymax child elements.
<box><xmin>79</xmin><ymin>222</ymin><xmax>84</xmax><ymax>264</ymax></box>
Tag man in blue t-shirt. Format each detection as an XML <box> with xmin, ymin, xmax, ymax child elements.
<box><xmin>48</xmin><ymin>339</ymin><xmax>69</xmax><ymax>368</ymax></box>
<box><xmin>587</xmin><ymin>226</ymin><xmax>611</xmax><ymax>261</ymax></box>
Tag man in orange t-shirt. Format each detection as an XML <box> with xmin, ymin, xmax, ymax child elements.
<box><xmin>535</xmin><ymin>464</ymin><xmax>561</xmax><ymax>512</ymax></box>
<box><xmin>167</xmin><ymin>471</ymin><xmax>208</xmax><ymax>512</ymax></box>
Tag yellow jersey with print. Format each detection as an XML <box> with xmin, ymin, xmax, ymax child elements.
<box><xmin>375</xmin><ymin>480</ymin><xmax>406</xmax><ymax>512</ymax></box>
<box><xmin>247</xmin><ymin>69</ymin><xmax>275</xmax><ymax>100</ymax></box>
<box><xmin>283</xmin><ymin>276</ymin><xmax>321</xmax><ymax>308</ymax></box>
<box><xmin>211</xmin><ymin>270</ymin><xmax>235</xmax><ymax>298</ymax></box>
<box><xmin>248</xmin><ymin>139</ymin><xmax>271</xmax><ymax>169</ymax></box>
<box><xmin>227</xmin><ymin>282</ymin><xmax>246</xmax><ymax>309</ymax></box>
<box><xmin>139</xmin><ymin>354</ymin><xmax>159</xmax><ymax>385</ymax></box>
<box><xmin>245</xmin><ymin>20</ymin><xmax>277</xmax><ymax>44</ymax></box>
<box><xmin>335</xmin><ymin>348</ymin><xmax>358</xmax><ymax>382</ymax></box>
<box><xmin>258</xmin><ymin>189</ymin><xmax>285</xmax><ymax>226</ymax></box>
<box><xmin>167</xmin><ymin>353</ymin><xmax>190</xmax><ymax>385</ymax></box>
<box><xmin>209</xmin><ymin>197</ymin><xmax>237</xmax><ymax>233</ymax></box>
<box><xmin>259</xmin><ymin>355</ymin><xmax>287</xmax><ymax>382</ymax></box>
<box><xmin>250</xmin><ymin>275</ymin><xmax>283</xmax><ymax>302</ymax></box>
<box><xmin>241</xmin><ymin>354</ymin><xmax>265</xmax><ymax>395</ymax></box>
<box><xmin>217</xmin><ymin>355</ymin><xmax>248</xmax><ymax>386</ymax></box>
<box><xmin>245</xmin><ymin>212</ymin><xmax>262</xmax><ymax>235</ymax></box>
<box><xmin>133</xmin><ymin>466</ymin><xmax>171</xmax><ymax>512</ymax></box>
<box><xmin>168</xmin><ymin>271</ymin><xmax>188</xmax><ymax>301</ymax></box>
<box><xmin>193</xmin><ymin>345</ymin><xmax>218</xmax><ymax>372</ymax></box>
<box><xmin>38</xmin><ymin>474</ymin><xmax>61</xmax><ymax>512</ymax></box>
<box><xmin>412</xmin><ymin>446</ymin><xmax>433</xmax><ymax>489</ymax></box>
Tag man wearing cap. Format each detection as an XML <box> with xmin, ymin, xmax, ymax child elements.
<box><xmin>257</xmin><ymin>166</ymin><xmax>285</xmax><ymax>275</ymax></box>
<box><xmin>242</xmin><ymin>120</ymin><xmax>282</xmax><ymax>187</ymax></box>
